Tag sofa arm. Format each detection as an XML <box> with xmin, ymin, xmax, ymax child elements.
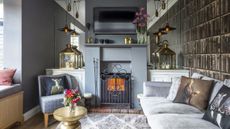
<box><xmin>143</xmin><ymin>81</ymin><xmax>171</xmax><ymax>97</ymax></box>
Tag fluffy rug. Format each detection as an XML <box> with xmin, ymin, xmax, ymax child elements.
<box><xmin>57</xmin><ymin>113</ymin><xmax>151</xmax><ymax>129</ymax></box>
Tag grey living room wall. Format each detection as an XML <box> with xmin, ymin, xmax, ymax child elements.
<box><xmin>22</xmin><ymin>0</ymin><xmax>56</xmax><ymax>112</ymax></box>
<box><xmin>21</xmin><ymin>0</ymin><xmax>86</xmax><ymax>112</ymax></box>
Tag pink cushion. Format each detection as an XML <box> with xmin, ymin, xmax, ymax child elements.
<box><xmin>0</xmin><ymin>69</ymin><xmax>16</xmax><ymax>85</ymax></box>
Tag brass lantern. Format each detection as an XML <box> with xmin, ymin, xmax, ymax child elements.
<box><xmin>155</xmin><ymin>41</ymin><xmax>176</xmax><ymax>69</ymax></box>
<box><xmin>72</xmin><ymin>46</ymin><xmax>84</xmax><ymax>69</ymax></box>
<box><xmin>59</xmin><ymin>44</ymin><xmax>78</xmax><ymax>69</ymax></box>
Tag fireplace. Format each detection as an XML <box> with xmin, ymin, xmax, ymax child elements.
<box><xmin>101</xmin><ymin>72</ymin><xmax>132</xmax><ymax>108</ymax></box>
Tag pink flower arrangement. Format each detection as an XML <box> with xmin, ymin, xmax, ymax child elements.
<box><xmin>64</xmin><ymin>89</ymin><xmax>81</xmax><ymax>106</ymax></box>
<box><xmin>133</xmin><ymin>7</ymin><xmax>149</xmax><ymax>33</ymax></box>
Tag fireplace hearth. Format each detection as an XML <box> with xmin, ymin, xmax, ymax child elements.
<box><xmin>101</xmin><ymin>72</ymin><xmax>132</xmax><ymax>108</ymax></box>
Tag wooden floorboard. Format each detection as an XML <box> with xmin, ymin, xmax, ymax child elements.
<box><xmin>10</xmin><ymin>113</ymin><xmax>59</xmax><ymax>129</ymax></box>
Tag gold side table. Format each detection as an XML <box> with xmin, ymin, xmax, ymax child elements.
<box><xmin>54</xmin><ymin>106</ymin><xmax>87</xmax><ymax>129</ymax></box>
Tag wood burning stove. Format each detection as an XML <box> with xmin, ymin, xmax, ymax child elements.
<box><xmin>100</xmin><ymin>73</ymin><xmax>132</xmax><ymax>108</ymax></box>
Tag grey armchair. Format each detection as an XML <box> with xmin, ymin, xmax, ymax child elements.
<box><xmin>38</xmin><ymin>74</ymin><xmax>84</xmax><ymax>128</ymax></box>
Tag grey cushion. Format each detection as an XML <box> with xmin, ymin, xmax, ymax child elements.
<box><xmin>191</xmin><ymin>73</ymin><xmax>204</xmax><ymax>79</ymax></box>
<box><xmin>0</xmin><ymin>84</ymin><xmax>22</xmax><ymax>99</ymax></box>
<box><xmin>202</xmin><ymin>76</ymin><xmax>224</xmax><ymax>104</ymax></box>
<box><xmin>40</xmin><ymin>94</ymin><xmax>64</xmax><ymax>113</ymax></box>
<box><xmin>143</xmin><ymin>81</ymin><xmax>171</xmax><ymax>97</ymax></box>
<box><xmin>147</xmin><ymin>114</ymin><xmax>219</xmax><ymax>129</ymax></box>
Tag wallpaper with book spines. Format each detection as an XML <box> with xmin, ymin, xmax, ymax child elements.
<box><xmin>150</xmin><ymin>0</ymin><xmax>230</xmax><ymax>80</ymax></box>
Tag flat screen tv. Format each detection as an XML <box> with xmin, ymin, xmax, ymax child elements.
<box><xmin>94</xmin><ymin>7</ymin><xmax>138</xmax><ymax>34</ymax></box>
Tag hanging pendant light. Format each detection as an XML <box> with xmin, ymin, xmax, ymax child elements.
<box><xmin>71</xmin><ymin>29</ymin><xmax>79</xmax><ymax>36</ymax></box>
<box><xmin>153</xmin><ymin>29</ymin><xmax>167</xmax><ymax>36</ymax></box>
<box><xmin>154</xmin><ymin>0</ymin><xmax>160</xmax><ymax>17</ymax></box>
<box><xmin>67</xmin><ymin>0</ymin><xmax>72</xmax><ymax>12</ymax></box>
<box><xmin>161</xmin><ymin>0</ymin><xmax>166</xmax><ymax>10</ymax></box>
<box><xmin>74</xmin><ymin>0</ymin><xmax>81</xmax><ymax>18</ymax></box>
<box><xmin>160</xmin><ymin>0</ymin><xmax>176</xmax><ymax>32</ymax></box>
<box><xmin>161</xmin><ymin>23</ymin><xmax>176</xmax><ymax>32</ymax></box>
<box><xmin>58</xmin><ymin>2</ymin><xmax>73</xmax><ymax>33</ymax></box>
<box><xmin>58</xmin><ymin>24</ymin><xmax>73</xmax><ymax>33</ymax></box>
<box><xmin>155</xmin><ymin>9</ymin><xmax>159</xmax><ymax>17</ymax></box>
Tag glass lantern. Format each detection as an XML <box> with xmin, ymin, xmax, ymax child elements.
<box><xmin>155</xmin><ymin>41</ymin><xmax>176</xmax><ymax>69</ymax></box>
<box><xmin>59</xmin><ymin>44</ymin><xmax>78</xmax><ymax>69</ymax></box>
<box><xmin>72</xmin><ymin>46</ymin><xmax>84</xmax><ymax>69</ymax></box>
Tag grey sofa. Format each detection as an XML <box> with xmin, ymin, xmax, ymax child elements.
<box><xmin>140</xmin><ymin>73</ymin><xmax>226</xmax><ymax>129</ymax></box>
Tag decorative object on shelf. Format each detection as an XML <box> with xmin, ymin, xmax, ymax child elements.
<box><xmin>124</xmin><ymin>36</ymin><xmax>132</xmax><ymax>45</ymax></box>
<box><xmin>72</xmin><ymin>45</ymin><xmax>84</xmax><ymax>68</ymax></box>
<box><xmin>160</xmin><ymin>0</ymin><xmax>176</xmax><ymax>32</ymax></box>
<box><xmin>133</xmin><ymin>8</ymin><xmax>149</xmax><ymax>44</ymax></box>
<box><xmin>64</xmin><ymin>89</ymin><xmax>81</xmax><ymax>113</ymax></box>
<box><xmin>86</xmin><ymin>36</ymin><xmax>93</xmax><ymax>43</ymax></box>
<box><xmin>59</xmin><ymin>44</ymin><xmax>82</xmax><ymax>69</ymax></box>
<box><xmin>154</xmin><ymin>40</ymin><xmax>176</xmax><ymax>69</ymax></box>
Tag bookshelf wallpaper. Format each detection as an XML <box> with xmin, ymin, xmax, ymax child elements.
<box><xmin>149</xmin><ymin>0</ymin><xmax>230</xmax><ymax>80</ymax></box>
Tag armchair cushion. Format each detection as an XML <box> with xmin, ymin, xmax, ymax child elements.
<box><xmin>44</xmin><ymin>76</ymin><xmax>68</xmax><ymax>96</ymax></box>
<box><xmin>40</xmin><ymin>94</ymin><xmax>64</xmax><ymax>113</ymax></box>
<box><xmin>38</xmin><ymin>74</ymin><xmax>71</xmax><ymax>97</ymax></box>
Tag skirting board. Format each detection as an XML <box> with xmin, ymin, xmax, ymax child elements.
<box><xmin>23</xmin><ymin>105</ymin><xmax>41</xmax><ymax>121</ymax></box>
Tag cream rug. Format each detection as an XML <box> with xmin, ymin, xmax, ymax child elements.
<box><xmin>57</xmin><ymin>113</ymin><xmax>150</xmax><ymax>129</ymax></box>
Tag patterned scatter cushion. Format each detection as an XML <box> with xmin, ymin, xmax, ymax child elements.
<box><xmin>203</xmin><ymin>85</ymin><xmax>230</xmax><ymax>129</ymax></box>
<box><xmin>0</xmin><ymin>68</ymin><xmax>16</xmax><ymax>85</ymax></box>
<box><xmin>44</xmin><ymin>76</ymin><xmax>68</xmax><ymax>96</ymax></box>
<box><xmin>167</xmin><ymin>77</ymin><xmax>181</xmax><ymax>101</ymax></box>
<box><xmin>173</xmin><ymin>76</ymin><xmax>214</xmax><ymax>111</ymax></box>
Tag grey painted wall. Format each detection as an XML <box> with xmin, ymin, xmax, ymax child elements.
<box><xmin>21</xmin><ymin>0</ymin><xmax>56</xmax><ymax>112</ymax></box>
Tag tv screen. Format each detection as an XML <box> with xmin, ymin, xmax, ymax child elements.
<box><xmin>94</xmin><ymin>7</ymin><xmax>138</xmax><ymax>34</ymax></box>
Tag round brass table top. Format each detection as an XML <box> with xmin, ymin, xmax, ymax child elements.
<box><xmin>53</xmin><ymin>106</ymin><xmax>87</xmax><ymax>122</ymax></box>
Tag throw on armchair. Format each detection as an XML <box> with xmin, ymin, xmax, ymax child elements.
<box><xmin>38</xmin><ymin>74</ymin><xmax>85</xmax><ymax>128</ymax></box>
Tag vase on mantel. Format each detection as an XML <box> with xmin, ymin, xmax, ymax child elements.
<box><xmin>137</xmin><ymin>31</ymin><xmax>147</xmax><ymax>44</ymax></box>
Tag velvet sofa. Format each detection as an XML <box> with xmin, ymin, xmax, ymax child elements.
<box><xmin>140</xmin><ymin>73</ymin><xmax>226</xmax><ymax>129</ymax></box>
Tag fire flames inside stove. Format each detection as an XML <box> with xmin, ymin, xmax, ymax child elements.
<box><xmin>107</xmin><ymin>78</ymin><xmax>125</xmax><ymax>91</ymax></box>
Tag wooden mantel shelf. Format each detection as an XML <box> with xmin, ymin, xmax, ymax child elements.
<box><xmin>85</xmin><ymin>44</ymin><xmax>148</xmax><ymax>48</ymax></box>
